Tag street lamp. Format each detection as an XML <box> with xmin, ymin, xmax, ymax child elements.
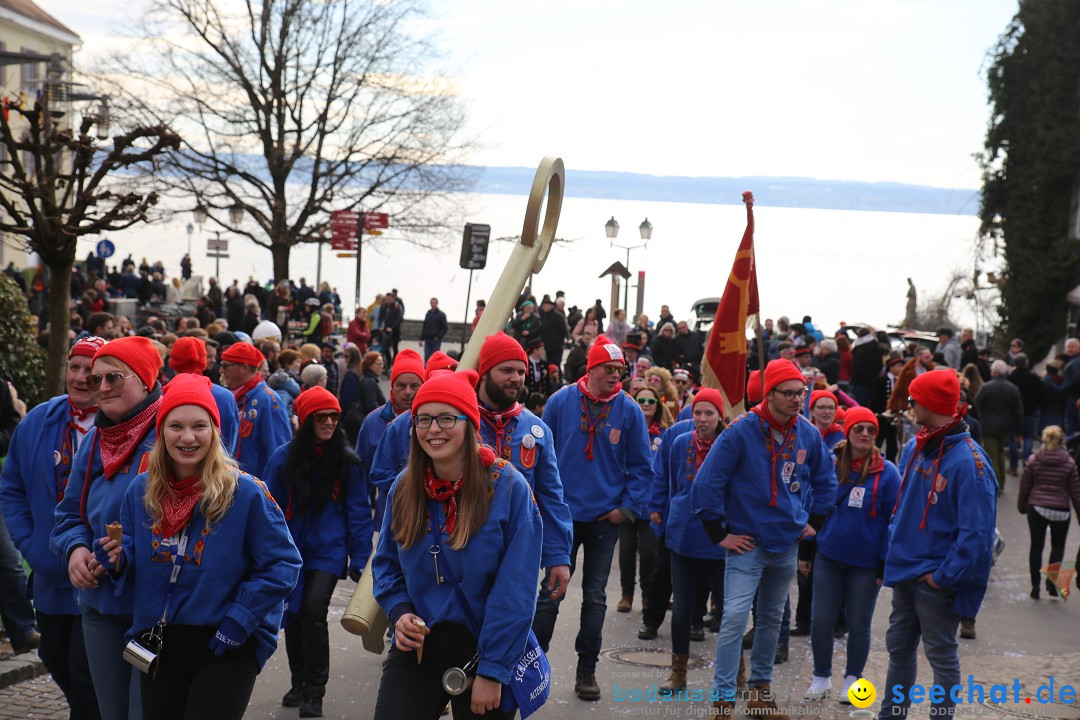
<box><xmin>229</xmin><ymin>203</ymin><xmax>243</xmax><ymax>227</ymax></box>
<box><xmin>607</xmin><ymin>216</ymin><xmax>653</xmax><ymax>314</ymax></box>
<box><xmin>185</xmin><ymin>222</ymin><xmax>193</xmax><ymax>255</ymax></box>
<box><xmin>193</xmin><ymin>204</ymin><xmax>208</xmax><ymax>227</ymax></box>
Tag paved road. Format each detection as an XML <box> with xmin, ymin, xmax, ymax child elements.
<box><xmin>5</xmin><ymin>451</ymin><xmax>1080</xmax><ymax>719</ymax></box>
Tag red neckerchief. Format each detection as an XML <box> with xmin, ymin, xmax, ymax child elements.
<box><xmin>849</xmin><ymin>449</ymin><xmax>885</xmax><ymax>517</ymax></box>
<box><xmin>576</xmin><ymin>377</ymin><xmax>622</xmax><ymax>460</ymax></box>
<box><xmin>479</xmin><ymin>402</ymin><xmax>523</xmax><ymax>461</ymax></box>
<box><xmin>750</xmin><ymin>403</ymin><xmax>798</xmax><ymax>506</ymax></box>
<box><xmin>688</xmin><ymin>430</ymin><xmax>717</xmax><ymax>473</ymax></box>
<box><xmin>424</xmin><ymin>465</ymin><xmax>462</xmax><ymax>535</ymax></box>
<box><xmin>819</xmin><ymin>422</ymin><xmax>843</xmax><ymax>439</ymax></box>
<box><xmin>69</xmin><ymin>402</ymin><xmax>98</xmax><ymax>425</ymax></box>
<box><xmin>159</xmin><ymin>472</ymin><xmax>202</xmax><ymax>539</ymax></box>
<box><xmin>98</xmin><ymin>398</ymin><xmax>160</xmax><ymax>479</ymax></box>
<box><xmin>232</xmin><ymin>373</ymin><xmax>263</xmax><ymax>403</ymax></box>
<box><xmin>647</xmin><ymin>420</ymin><xmax>662</xmax><ymax>438</ymax></box>
<box><xmin>893</xmin><ymin>416</ymin><xmax>963</xmax><ymax>527</ymax></box>
<box><xmin>58</xmin><ymin>402</ymin><xmax>98</xmax><ymax>502</ymax></box>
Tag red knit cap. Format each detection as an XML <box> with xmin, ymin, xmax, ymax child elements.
<box><xmin>746</xmin><ymin>370</ymin><xmax>764</xmax><ymax>404</ymax></box>
<box><xmin>843</xmin><ymin>406</ymin><xmax>878</xmax><ymax>436</ymax></box>
<box><xmin>412</xmin><ymin>369</ymin><xmax>481</xmax><ymax>429</ymax></box>
<box><xmin>294</xmin><ymin>386</ymin><xmax>341</xmax><ymax>428</ymax></box>
<box><xmin>426</xmin><ymin>351</ymin><xmax>458</xmax><ymax>375</ymax></box>
<box><xmin>587</xmin><ymin>334</ymin><xmax>625</xmax><ymax>372</ymax></box>
<box><xmin>69</xmin><ymin>336</ymin><xmax>106</xmax><ymax>360</ymax></box>
<box><xmin>908</xmin><ymin>369</ymin><xmax>960</xmax><ymax>416</ymax></box>
<box><xmin>809</xmin><ymin>390</ymin><xmax>837</xmax><ymax>410</ymax></box>
<box><xmin>835</xmin><ymin>406</ymin><xmax>846</xmax><ymax>424</ymax></box>
<box><xmin>93</xmin><ymin>336</ymin><xmax>163</xmax><ymax>390</ymax></box>
<box><xmin>763</xmin><ymin>359</ymin><xmax>805</xmax><ymax>396</ymax></box>
<box><xmin>692</xmin><ymin>388</ymin><xmax>724</xmax><ymax>412</ymax></box>
<box><xmin>169</xmin><ymin>337</ymin><xmax>207</xmax><ymax>374</ymax></box>
<box><xmin>477</xmin><ymin>332</ymin><xmax>527</xmax><ymax>378</ymax></box>
<box><xmin>391</xmin><ymin>349</ymin><xmax>426</xmax><ymax>384</ymax></box>
<box><xmin>220</xmin><ymin>342</ymin><xmax>265</xmax><ymax>368</ymax></box>
<box><xmin>157</xmin><ymin>373</ymin><xmax>220</xmax><ymax>432</ymax></box>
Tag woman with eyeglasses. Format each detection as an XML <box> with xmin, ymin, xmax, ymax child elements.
<box><xmin>52</xmin><ymin>336</ymin><xmax>164</xmax><ymax>720</ymax></box>
<box><xmin>802</xmin><ymin>407</ymin><xmax>899</xmax><ymax>703</ymax></box>
<box><xmin>372</xmin><ymin>370</ymin><xmax>542</xmax><ymax>719</ymax></box>
<box><xmin>263</xmin><ymin>387</ymin><xmax>372</xmax><ymax>717</ymax></box>
<box><xmin>809</xmin><ymin>390</ymin><xmax>845</xmax><ymax>450</ymax></box>
<box><xmin>94</xmin><ymin>373</ymin><xmax>301</xmax><ymax>720</ymax></box>
<box><xmin>650</xmin><ymin>389</ymin><xmax>727</xmax><ymax>696</ymax></box>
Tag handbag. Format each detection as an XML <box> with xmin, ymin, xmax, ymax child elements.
<box><xmin>428</xmin><ymin>502</ymin><xmax>550</xmax><ymax>718</ymax></box>
<box><xmin>340</xmin><ymin>552</ymin><xmax>389</xmax><ymax>654</ymax></box>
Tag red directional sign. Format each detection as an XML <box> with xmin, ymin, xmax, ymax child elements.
<box><xmin>331</xmin><ymin>210</ymin><xmax>359</xmax><ymax>250</ymax></box>
<box><xmin>362</xmin><ymin>212</ymin><xmax>389</xmax><ymax>230</ymax></box>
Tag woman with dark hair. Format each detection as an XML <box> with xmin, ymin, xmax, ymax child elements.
<box><xmin>359</xmin><ymin>351</ymin><xmax>387</xmax><ymax>417</ymax></box>
<box><xmin>372</xmin><ymin>371</ymin><xmax>543</xmax><ymax>720</ymax></box>
<box><xmin>338</xmin><ymin>345</ymin><xmax>364</xmax><ymax>443</ymax></box>
<box><xmin>264</xmin><ymin>387</ymin><xmax>372</xmax><ymax>717</ymax></box>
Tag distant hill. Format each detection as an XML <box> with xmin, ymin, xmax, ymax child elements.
<box><xmin>470</xmin><ymin>166</ymin><xmax>980</xmax><ymax>216</ymax></box>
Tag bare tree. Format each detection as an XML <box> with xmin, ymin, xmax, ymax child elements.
<box><xmin>0</xmin><ymin>89</ymin><xmax>179</xmax><ymax>396</ymax></box>
<box><xmin>108</xmin><ymin>0</ymin><xmax>474</xmax><ymax>281</ymax></box>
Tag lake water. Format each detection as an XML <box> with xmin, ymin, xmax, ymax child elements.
<box><xmin>84</xmin><ymin>191</ymin><xmax>985</xmax><ymax>334</ymax></box>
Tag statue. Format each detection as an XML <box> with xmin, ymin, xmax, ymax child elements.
<box><xmin>904</xmin><ymin>278</ymin><xmax>917</xmax><ymax>329</ymax></box>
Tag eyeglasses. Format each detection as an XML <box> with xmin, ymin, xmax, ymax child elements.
<box><xmin>849</xmin><ymin>425</ymin><xmax>878</xmax><ymax>436</ymax></box>
<box><xmin>414</xmin><ymin>414</ymin><xmax>467</xmax><ymax>430</ymax></box>
<box><xmin>313</xmin><ymin>411</ymin><xmax>341</xmax><ymax>425</ymax></box>
<box><xmin>219</xmin><ymin>362</ymin><xmax>238</xmax><ymax>370</ymax></box>
<box><xmin>636</xmin><ymin>397</ymin><xmax>658</xmax><ymax>406</ymax></box>
<box><xmin>88</xmin><ymin>372</ymin><xmax>136</xmax><ymax>391</ymax></box>
<box><xmin>771</xmin><ymin>388</ymin><xmax>807</xmax><ymax>400</ymax></box>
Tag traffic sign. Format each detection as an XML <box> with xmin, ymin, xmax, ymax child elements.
<box><xmin>336</xmin><ymin>252</ymin><xmax>356</xmax><ymax>258</ymax></box>
<box><xmin>459</xmin><ymin>223</ymin><xmax>490</xmax><ymax>270</ymax></box>
<box><xmin>207</xmin><ymin>237</ymin><xmax>229</xmax><ymax>252</ymax></box>
<box><xmin>331</xmin><ymin>210</ymin><xmax>360</xmax><ymax>250</ymax></box>
<box><xmin>362</xmin><ymin>212</ymin><xmax>389</xmax><ymax>230</ymax></box>
<box><xmin>96</xmin><ymin>239</ymin><xmax>115</xmax><ymax>259</ymax></box>
<box><xmin>207</xmin><ymin>252</ymin><xmax>230</xmax><ymax>259</ymax></box>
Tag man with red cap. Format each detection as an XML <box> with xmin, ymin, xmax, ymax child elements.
<box><xmin>692</xmin><ymin>359</ymin><xmax>837</xmax><ymax>717</ymax></box>
<box><xmin>530</xmin><ymin>334</ymin><xmax>653</xmax><ymax>702</ymax></box>
<box><xmin>356</xmin><ymin>349</ymin><xmax>425</xmax><ymax>529</ymax></box>
<box><xmin>474</xmin><ymin>333</ymin><xmax>573</xmax><ymax>610</ymax></box>
<box><xmin>878</xmin><ymin>369</ymin><xmax>996</xmax><ymax>720</ymax></box>
<box><xmin>219</xmin><ymin>341</ymin><xmax>292</xmax><ymax>478</ymax></box>
<box><xmin>169</xmin><ymin>337</ymin><xmax>239</xmax><ymax>454</ymax></box>
<box><xmin>0</xmin><ymin>337</ymin><xmax>104</xmax><ymax>713</ymax></box>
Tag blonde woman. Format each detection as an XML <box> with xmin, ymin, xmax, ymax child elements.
<box><xmin>96</xmin><ymin>374</ymin><xmax>301</xmax><ymax>719</ymax></box>
<box><xmin>644</xmin><ymin>366</ymin><xmax>680</xmax><ymax>420</ymax></box>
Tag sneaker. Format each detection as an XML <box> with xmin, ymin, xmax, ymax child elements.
<box><xmin>804</xmin><ymin>676</ymin><xmax>831</xmax><ymax>700</ymax></box>
<box><xmin>575</xmin><ymin>669</ymin><xmax>601</xmax><ymax>701</ymax></box>
<box><xmin>282</xmin><ymin>686</ymin><xmax>304</xmax><ymax>707</ymax></box>
<box><xmin>617</xmin><ymin>595</ymin><xmax>632</xmax><ymax>613</ymax></box>
<box><xmin>690</xmin><ymin>625</ymin><xmax>706</xmax><ymax>642</ymax></box>
<box><xmin>839</xmin><ymin>675</ymin><xmax>858</xmax><ymax>704</ymax></box>
<box><xmin>638</xmin><ymin>624</ymin><xmax>659</xmax><ymax>640</ymax></box>
<box><xmin>789</xmin><ymin>624</ymin><xmax>810</xmax><ymax>637</ymax></box>
<box><xmin>959</xmin><ymin>619</ymin><xmax>976</xmax><ymax>639</ymax></box>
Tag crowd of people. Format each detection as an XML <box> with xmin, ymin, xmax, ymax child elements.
<box><xmin>1</xmin><ymin>254</ymin><xmax>1080</xmax><ymax>719</ymax></box>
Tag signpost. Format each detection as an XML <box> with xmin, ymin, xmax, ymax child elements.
<box><xmin>459</xmin><ymin>223</ymin><xmax>491</xmax><ymax>346</ymax></box>
<box><xmin>206</xmin><ymin>234</ymin><xmax>230</xmax><ymax>279</ymax></box>
<box><xmin>95</xmin><ymin>238</ymin><xmax>115</xmax><ymax>259</ymax></box>
<box><xmin>333</xmin><ymin>210</ymin><xmax>391</xmax><ymax>311</ymax></box>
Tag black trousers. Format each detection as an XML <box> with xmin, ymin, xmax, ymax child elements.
<box><xmin>373</xmin><ymin>622</ymin><xmax>515</xmax><ymax>720</ymax></box>
<box><xmin>618</xmin><ymin>519</ymin><xmax>657</xmax><ymax>599</ymax></box>
<box><xmin>641</xmin><ymin>542</ymin><xmax>710</xmax><ymax>632</ymax></box>
<box><xmin>795</xmin><ymin>544</ymin><xmax>814</xmax><ymax>629</ymax></box>
<box><xmin>1027</xmin><ymin>510</ymin><xmax>1070</xmax><ymax>590</ymax></box>
<box><xmin>284</xmin><ymin>569</ymin><xmax>338</xmax><ymax>697</ymax></box>
<box><xmin>36</xmin><ymin>612</ymin><xmax>101</xmax><ymax>720</ymax></box>
<box><xmin>140</xmin><ymin>624</ymin><xmax>258</xmax><ymax>720</ymax></box>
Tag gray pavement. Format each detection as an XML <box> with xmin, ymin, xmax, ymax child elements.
<box><xmin>4</xmin><ymin>426</ymin><xmax>1080</xmax><ymax>718</ymax></box>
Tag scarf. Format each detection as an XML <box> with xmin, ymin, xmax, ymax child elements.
<box><xmin>751</xmin><ymin>401</ymin><xmax>797</xmax><ymax>433</ymax></box>
<box><xmin>232</xmin><ymin>373</ymin><xmax>263</xmax><ymax>403</ymax></box>
<box><xmin>850</xmin><ymin>449</ymin><xmax>885</xmax><ymax>517</ymax></box>
<box><xmin>819</xmin><ymin>422</ymin><xmax>843</xmax><ymax>439</ymax></box>
<box><xmin>98</xmin><ymin>391</ymin><xmax>161</xmax><ymax>479</ymax></box>
<box><xmin>750</xmin><ymin>403</ymin><xmax>798</xmax><ymax>506</ymax></box>
<box><xmin>648</xmin><ymin>421</ymin><xmax>662</xmax><ymax>438</ymax></box>
<box><xmin>479</xmin><ymin>402</ymin><xmax>523</xmax><ymax>461</ymax></box>
<box><xmin>894</xmin><ymin>416</ymin><xmax>964</xmax><ymax>528</ymax></box>
<box><xmin>576</xmin><ymin>377</ymin><xmax>622</xmax><ymax>460</ymax></box>
<box><xmin>58</xmin><ymin>402</ymin><xmax>98</xmax><ymax>501</ymax></box>
<box><xmin>159</xmin><ymin>473</ymin><xmax>202</xmax><ymax>539</ymax></box>
<box><xmin>424</xmin><ymin>465</ymin><xmax>462</xmax><ymax>536</ymax></box>
<box><xmin>689</xmin><ymin>430</ymin><xmax>717</xmax><ymax>472</ymax></box>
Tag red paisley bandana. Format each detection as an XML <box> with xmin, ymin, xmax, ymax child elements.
<box><xmin>159</xmin><ymin>473</ymin><xmax>202</xmax><ymax>539</ymax></box>
<box><xmin>99</xmin><ymin>399</ymin><xmax>160</xmax><ymax>479</ymax></box>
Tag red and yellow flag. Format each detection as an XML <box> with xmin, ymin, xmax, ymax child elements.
<box><xmin>700</xmin><ymin>192</ymin><xmax>759</xmax><ymax>416</ymax></box>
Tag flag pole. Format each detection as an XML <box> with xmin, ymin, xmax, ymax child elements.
<box><xmin>755</xmin><ymin>311</ymin><xmax>766</xmax><ymax>403</ymax></box>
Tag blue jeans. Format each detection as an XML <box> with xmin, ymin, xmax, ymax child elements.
<box><xmin>1008</xmin><ymin>414</ymin><xmax>1038</xmax><ymax>470</ymax></box>
<box><xmin>532</xmin><ymin>519</ymin><xmax>620</xmax><ymax>672</ymax></box>
<box><xmin>80</xmin><ymin>603</ymin><xmax>142</xmax><ymax>720</ymax></box>
<box><xmin>877</xmin><ymin>580</ymin><xmax>960</xmax><ymax>720</ymax></box>
<box><xmin>711</xmin><ymin>544</ymin><xmax>796</xmax><ymax>698</ymax></box>
<box><xmin>0</xmin><ymin>504</ymin><xmax>37</xmax><ymax>642</ymax></box>
<box><xmin>423</xmin><ymin>339</ymin><xmax>442</xmax><ymax>363</ymax></box>
<box><xmin>810</xmin><ymin>552</ymin><xmax>881</xmax><ymax>679</ymax></box>
<box><xmin>669</xmin><ymin>551</ymin><xmax>724</xmax><ymax>655</ymax></box>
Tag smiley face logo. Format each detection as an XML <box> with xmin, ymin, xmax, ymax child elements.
<box><xmin>847</xmin><ymin>678</ymin><xmax>876</xmax><ymax>708</ymax></box>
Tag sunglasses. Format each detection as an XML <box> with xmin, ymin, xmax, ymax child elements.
<box><xmin>849</xmin><ymin>425</ymin><xmax>878</xmax><ymax>436</ymax></box>
<box><xmin>312</xmin><ymin>411</ymin><xmax>341</xmax><ymax>425</ymax></box>
<box><xmin>636</xmin><ymin>397</ymin><xmax>658</xmax><ymax>406</ymax></box>
<box><xmin>598</xmin><ymin>365</ymin><xmax>621</xmax><ymax>376</ymax></box>
<box><xmin>88</xmin><ymin>372</ymin><xmax>136</xmax><ymax>391</ymax></box>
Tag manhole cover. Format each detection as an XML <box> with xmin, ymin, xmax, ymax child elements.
<box><xmin>599</xmin><ymin>646</ymin><xmax>709</xmax><ymax>670</ymax></box>
<box><xmin>981</xmin><ymin>702</ymin><xmax>1080</xmax><ymax>719</ymax></box>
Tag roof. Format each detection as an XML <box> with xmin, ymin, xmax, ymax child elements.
<box><xmin>0</xmin><ymin>0</ymin><xmax>78</xmax><ymax>40</ymax></box>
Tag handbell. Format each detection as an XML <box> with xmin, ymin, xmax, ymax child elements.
<box><xmin>442</xmin><ymin>653</ymin><xmax>480</xmax><ymax>695</ymax></box>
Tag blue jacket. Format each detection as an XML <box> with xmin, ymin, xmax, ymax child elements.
<box><xmin>677</xmin><ymin>404</ymin><xmax>692</xmax><ymax>423</ymax></box>
<box><xmin>816</xmin><ymin>457</ymin><xmax>901</xmax><ymax>569</ymax></box>
<box><xmin>210</xmin><ymin>382</ymin><xmax>239</xmax><ymax>455</ymax></box>
<box><xmin>369</xmin><ymin>410</ymin><xmax>413</xmax><ymax>494</ymax></box>
<box><xmin>115</xmin><ymin>472</ymin><xmax>301</xmax><ymax>671</ymax></box>
<box><xmin>648</xmin><ymin>419</ymin><xmax>693</xmax><ymax>538</ymax></box>
<box><xmin>652</xmin><ymin>431</ymin><xmax>725</xmax><ymax>559</ymax></box>
<box><xmin>692</xmin><ymin>411</ymin><xmax>837</xmax><ymax>553</ymax></box>
<box><xmin>52</xmin><ymin>422</ymin><xmax>157</xmax><ymax>615</ymax></box>
<box><xmin>373</xmin><ymin>460</ymin><xmax>542</xmax><ymax>684</ymax></box>
<box><xmin>263</xmin><ymin>442</ymin><xmax>372</xmax><ymax>577</ymax></box>
<box><xmin>1</xmin><ymin>397</ymin><xmax>79</xmax><ymax>614</ymax></box>
<box><xmin>821</xmin><ymin>427</ymin><xmax>845</xmax><ymax>450</ymax></box>
<box><xmin>478</xmin><ymin>405</ymin><xmax>573</xmax><ymax>568</ymax></box>
<box><xmin>233</xmin><ymin>380</ymin><xmax>293</xmax><ymax>479</ymax></box>
<box><xmin>357</xmin><ymin>401</ymin><xmax>399</xmax><ymax>529</ymax></box>
<box><xmin>541</xmin><ymin>384</ymin><xmax>653</xmax><ymax>521</ymax></box>
<box><xmin>884</xmin><ymin>426</ymin><xmax>997</xmax><ymax>617</ymax></box>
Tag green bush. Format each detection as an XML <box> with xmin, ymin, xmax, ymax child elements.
<box><xmin>0</xmin><ymin>273</ymin><xmax>45</xmax><ymax>408</ymax></box>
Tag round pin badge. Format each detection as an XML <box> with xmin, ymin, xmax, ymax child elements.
<box><xmin>930</xmin><ymin>491</ymin><xmax>938</xmax><ymax>505</ymax></box>
<box><xmin>789</xmin><ymin>481</ymin><xmax>800</xmax><ymax>493</ymax></box>
<box><xmin>531</xmin><ymin>425</ymin><xmax>544</xmax><ymax>439</ymax></box>
<box><xmin>521</xmin><ymin>434</ymin><xmax>535</xmax><ymax>450</ymax></box>
<box><xmin>53</xmin><ymin>450</ymin><xmax>61</xmax><ymax>466</ymax></box>
<box><xmin>251</xmin><ymin>398</ymin><xmax>258</xmax><ymax>407</ymax></box>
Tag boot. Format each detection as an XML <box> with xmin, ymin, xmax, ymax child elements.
<box><xmin>618</xmin><ymin>595</ymin><xmax>633</xmax><ymax>613</ymax></box>
<box><xmin>299</xmin><ymin>694</ymin><xmax>324</xmax><ymax>718</ymax></box>
<box><xmin>736</xmin><ymin>653</ymin><xmax>748</xmax><ymax>693</ymax></box>
<box><xmin>281</xmin><ymin>686</ymin><xmax>304</xmax><ymax>707</ymax></box>
<box><xmin>746</xmin><ymin>682</ymin><xmax>789</xmax><ymax>719</ymax></box>
<box><xmin>575</xmin><ymin>668</ymin><xmax>601</xmax><ymax>701</ymax></box>
<box><xmin>638</xmin><ymin>623</ymin><xmax>659</xmax><ymax>640</ymax></box>
<box><xmin>959</xmin><ymin>619</ymin><xmax>976</xmax><ymax>639</ymax></box>
<box><xmin>712</xmin><ymin>699</ymin><xmax>736</xmax><ymax>716</ymax></box>
<box><xmin>658</xmin><ymin>653</ymin><xmax>689</xmax><ymax>697</ymax></box>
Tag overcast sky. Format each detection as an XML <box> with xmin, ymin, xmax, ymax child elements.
<box><xmin>39</xmin><ymin>0</ymin><xmax>1019</xmax><ymax>190</ymax></box>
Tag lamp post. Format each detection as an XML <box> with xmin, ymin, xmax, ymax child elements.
<box><xmin>185</xmin><ymin>223</ymin><xmax>193</xmax><ymax>255</ymax></box>
<box><xmin>607</xmin><ymin>216</ymin><xmax>653</xmax><ymax>314</ymax></box>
